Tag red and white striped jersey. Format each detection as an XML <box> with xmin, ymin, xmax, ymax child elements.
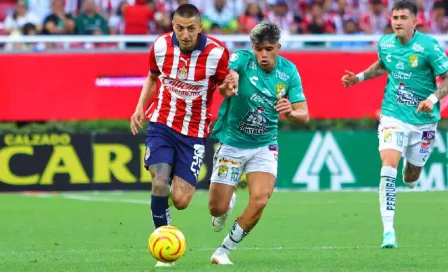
<box><xmin>146</xmin><ymin>32</ymin><xmax>230</xmax><ymax>138</ymax></box>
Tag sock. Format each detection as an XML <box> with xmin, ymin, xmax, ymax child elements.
<box><xmin>379</xmin><ymin>166</ymin><xmax>397</xmax><ymax>234</ymax></box>
<box><xmin>220</xmin><ymin>221</ymin><xmax>249</xmax><ymax>254</ymax></box>
<box><xmin>151</xmin><ymin>195</ymin><xmax>171</xmax><ymax>228</ymax></box>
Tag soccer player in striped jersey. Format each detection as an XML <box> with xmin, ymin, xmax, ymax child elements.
<box><xmin>129</xmin><ymin>4</ymin><xmax>233</xmax><ymax>267</ymax></box>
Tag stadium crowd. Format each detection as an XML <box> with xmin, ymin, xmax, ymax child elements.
<box><xmin>0</xmin><ymin>0</ymin><xmax>447</xmax><ymax>50</ymax></box>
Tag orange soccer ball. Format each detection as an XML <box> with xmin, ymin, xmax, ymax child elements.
<box><xmin>148</xmin><ymin>226</ymin><xmax>186</xmax><ymax>263</ymax></box>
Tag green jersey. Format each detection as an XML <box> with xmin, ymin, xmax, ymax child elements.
<box><xmin>378</xmin><ymin>30</ymin><xmax>448</xmax><ymax>125</ymax></box>
<box><xmin>211</xmin><ymin>50</ymin><xmax>306</xmax><ymax>148</ymax></box>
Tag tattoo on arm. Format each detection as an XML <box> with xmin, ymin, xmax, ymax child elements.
<box><xmin>363</xmin><ymin>60</ymin><xmax>387</xmax><ymax>80</ymax></box>
<box><xmin>434</xmin><ymin>72</ymin><xmax>448</xmax><ymax>101</ymax></box>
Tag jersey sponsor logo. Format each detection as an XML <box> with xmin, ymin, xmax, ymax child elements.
<box><xmin>395</xmin><ymin>62</ymin><xmax>404</xmax><ymax>70</ymax></box>
<box><xmin>392</xmin><ymin>71</ymin><xmax>412</xmax><ymax>79</ymax></box>
<box><xmin>380</xmin><ymin>42</ymin><xmax>395</xmax><ymax>50</ymax></box>
<box><xmin>250</xmin><ymin>93</ymin><xmax>275</xmax><ymax>107</ymax></box>
<box><xmin>162</xmin><ymin>78</ymin><xmax>202</xmax><ymax>98</ymax></box>
<box><xmin>250</xmin><ymin>76</ymin><xmax>258</xmax><ymax>86</ymax></box>
<box><xmin>396</xmin><ymin>82</ymin><xmax>422</xmax><ymax>106</ymax></box>
<box><xmin>230</xmin><ymin>53</ymin><xmax>238</xmax><ymax>62</ymax></box>
<box><xmin>409</xmin><ymin>55</ymin><xmax>419</xmax><ymax>68</ymax></box>
<box><xmin>438</xmin><ymin>61</ymin><xmax>448</xmax><ymax>70</ymax></box>
<box><xmin>177</xmin><ymin>67</ymin><xmax>188</xmax><ymax>80</ymax></box>
<box><xmin>249</xmin><ymin>61</ymin><xmax>257</xmax><ymax>70</ymax></box>
<box><xmin>239</xmin><ymin>107</ymin><xmax>269</xmax><ymax>135</ymax></box>
<box><xmin>386</xmin><ymin>54</ymin><xmax>392</xmax><ymax>63</ymax></box>
<box><xmin>179</xmin><ymin>57</ymin><xmax>189</xmax><ymax>65</ymax></box>
<box><xmin>434</xmin><ymin>44</ymin><xmax>442</xmax><ymax>52</ymax></box>
<box><xmin>276</xmin><ymin>83</ymin><xmax>286</xmax><ymax>96</ymax></box>
<box><xmin>276</xmin><ymin>70</ymin><xmax>289</xmax><ymax>81</ymax></box>
<box><xmin>412</xmin><ymin>43</ymin><xmax>424</xmax><ymax>53</ymax></box>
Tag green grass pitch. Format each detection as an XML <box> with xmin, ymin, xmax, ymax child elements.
<box><xmin>1</xmin><ymin>191</ymin><xmax>448</xmax><ymax>271</ymax></box>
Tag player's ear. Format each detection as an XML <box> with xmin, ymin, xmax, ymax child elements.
<box><xmin>277</xmin><ymin>43</ymin><xmax>282</xmax><ymax>50</ymax></box>
<box><xmin>199</xmin><ymin>23</ymin><xmax>203</xmax><ymax>33</ymax></box>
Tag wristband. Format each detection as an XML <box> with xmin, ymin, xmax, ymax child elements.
<box><xmin>356</xmin><ymin>72</ymin><xmax>365</xmax><ymax>82</ymax></box>
<box><xmin>428</xmin><ymin>94</ymin><xmax>438</xmax><ymax>104</ymax></box>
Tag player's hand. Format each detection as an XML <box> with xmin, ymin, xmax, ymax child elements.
<box><xmin>341</xmin><ymin>70</ymin><xmax>359</xmax><ymax>87</ymax></box>
<box><xmin>130</xmin><ymin>107</ymin><xmax>144</xmax><ymax>135</ymax></box>
<box><xmin>275</xmin><ymin>94</ymin><xmax>292</xmax><ymax>116</ymax></box>
<box><xmin>415</xmin><ymin>99</ymin><xmax>434</xmax><ymax>114</ymax></box>
<box><xmin>219</xmin><ymin>73</ymin><xmax>238</xmax><ymax>97</ymax></box>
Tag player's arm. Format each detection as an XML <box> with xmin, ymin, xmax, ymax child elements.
<box><xmin>130</xmin><ymin>44</ymin><xmax>160</xmax><ymax>135</ymax></box>
<box><xmin>281</xmin><ymin>101</ymin><xmax>309</xmax><ymax>124</ymax></box>
<box><xmin>276</xmin><ymin>66</ymin><xmax>309</xmax><ymax>124</ymax></box>
<box><xmin>416</xmin><ymin>41</ymin><xmax>448</xmax><ymax>113</ymax></box>
<box><xmin>342</xmin><ymin>60</ymin><xmax>387</xmax><ymax>87</ymax></box>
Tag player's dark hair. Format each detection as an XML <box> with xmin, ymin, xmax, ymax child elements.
<box><xmin>391</xmin><ymin>0</ymin><xmax>417</xmax><ymax>16</ymax></box>
<box><xmin>250</xmin><ymin>21</ymin><xmax>281</xmax><ymax>45</ymax></box>
<box><xmin>174</xmin><ymin>4</ymin><xmax>201</xmax><ymax>20</ymax></box>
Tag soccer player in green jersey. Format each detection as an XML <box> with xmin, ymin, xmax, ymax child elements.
<box><xmin>342</xmin><ymin>0</ymin><xmax>448</xmax><ymax>249</ymax></box>
<box><xmin>207</xmin><ymin>21</ymin><xmax>310</xmax><ymax>265</ymax></box>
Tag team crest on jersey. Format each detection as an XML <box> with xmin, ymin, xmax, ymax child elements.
<box><xmin>276</xmin><ymin>83</ymin><xmax>286</xmax><ymax>97</ymax></box>
<box><xmin>409</xmin><ymin>55</ymin><xmax>419</xmax><ymax>68</ymax></box>
<box><xmin>218</xmin><ymin>165</ymin><xmax>229</xmax><ymax>178</ymax></box>
<box><xmin>177</xmin><ymin>67</ymin><xmax>188</xmax><ymax>80</ymax></box>
<box><xmin>239</xmin><ymin>107</ymin><xmax>269</xmax><ymax>135</ymax></box>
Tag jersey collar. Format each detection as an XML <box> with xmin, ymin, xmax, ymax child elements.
<box><xmin>395</xmin><ymin>29</ymin><xmax>419</xmax><ymax>47</ymax></box>
<box><xmin>171</xmin><ymin>33</ymin><xmax>207</xmax><ymax>51</ymax></box>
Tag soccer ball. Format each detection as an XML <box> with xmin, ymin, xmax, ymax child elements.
<box><xmin>148</xmin><ymin>226</ymin><xmax>186</xmax><ymax>263</ymax></box>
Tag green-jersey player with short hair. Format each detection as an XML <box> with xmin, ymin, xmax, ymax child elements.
<box><xmin>207</xmin><ymin>21</ymin><xmax>310</xmax><ymax>265</ymax></box>
<box><xmin>342</xmin><ymin>0</ymin><xmax>448</xmax><ymax>249</ymax></box>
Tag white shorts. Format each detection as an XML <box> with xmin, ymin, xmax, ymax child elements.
<box><xmin>210</xmin><ymin>143</ymin><xmax>278</xmax><ymax>187</ymax></box>
<box><xmin>378</xmin><ymin>115</ymin><xmax>437</xmax><ymax>167</ymax></box>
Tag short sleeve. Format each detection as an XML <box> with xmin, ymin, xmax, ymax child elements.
<box><xmin>148</xmin><ymin>44</ymin><xmax>160</xmax><ymax>74</ymax></box>
<box><xmin>288</xmin><ymin>66</ymin><xmax>306</xmax><ymax>104</ymax></box>
<box><xmin>214</xmin><ymin>47</ymin><xmax>230</xmax><ymax>82</ymax></box>
<box><xmin>229</xmin><ymin>50</ymin><xmax>246</xmax><ymax>71</ymax></box>
<box><xmin>427</xmin><ymin>39</ymin><xmax>448</xmax><ymax>76</ymax></box>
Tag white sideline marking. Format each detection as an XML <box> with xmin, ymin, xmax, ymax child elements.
<box><xmin>62</xmin><ymin>194</ymin><xmax>149</xmax><ymax>204</ymax></box>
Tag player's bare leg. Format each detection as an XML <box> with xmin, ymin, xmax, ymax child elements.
<box><xmin>402</xmin><ymin>160</ymin><xmax>422</xmax><ymax>189</ymax></box>
<box><xmin>209</xmin><ymin>182</ymin><xmax>236</xmax><ymax>232</ymax></box>
<box><xmin>211</xmin><ymin>172</ymin><xmax>275</xmax><ymax>265</ymax></box>
<box><xmin>171</xmin><ymin>176</ymin><xmax>196</xmax><ymax>210</ymax></box>
<box><xmin>379</xmin><ymin>149</ymin><xmax>402</xmax><ymax>249</ymax></box>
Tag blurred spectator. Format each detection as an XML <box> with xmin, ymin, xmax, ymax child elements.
<box><xmin>326</xmin><ymin>0</ymin><xmax>357</xmax><ymax>34</ymax></box>
<box><xmin>359</xmin><ymin>0</ymin><xmax>388</xmax><ymax>34</ymax></box>
<box><xmin>429</xmin><ymin>1</ymin><xmax>448</xmax><ymax>33</ymax></box>
<box><xmin>75</xmin><ymin>0</ymin><xmax>109</xmax><ymax>35</ymax></box>
<box><xmin>3</xmin><ymin>0</ymin><xmax>40</xmax><ymax>35</ymax></box>
<box><xmin>238</xmin><ymin>2</ymin><xmax>265</xmax><ymax>34</ymax></box>
<box><xmin>42</xmin><ymin>0</ymin><xmax>76</xmax><ymax>35</ymax></box>
<box><xmin>123</xmin><ymin>0</ymin><xmax>153</xmax><ymax>35</ymax></box>
<box><xmin>109</xmin><ymin>0</ymin><xmax>128</xmax><ymax>34</ymax></box>
<box><xmin>303</xmin><ymin>2</ymin><xmax>333</xmax><ymax>34</ymax></box>
<box><xmin>27</xmin><ymin>0</ymin><xmax>51</xmax><ymax>23</ymax></box>
<box><xmin>332</xmin><ymin>19</ymin><xmax>369</xmax><ymax>47</ymax></box>
<box><xmin>266</xmin><ymin>0</ymin><xmax>302</xmax><ymax>34</ymax></box>
<box><xmin>203</xmin><ymin>0</ymin><xmax>239</xmax><ymax>33</ymax></box>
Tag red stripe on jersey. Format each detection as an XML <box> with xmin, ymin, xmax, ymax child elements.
<box><xmin>156</xmin><ymin>86</ymin><xmax>172</xmax><ymax>124</ymax></box>
<box><xmin>161</xmin><ymin>35</ymin><xmax>174</xmax><ymax>76</ymax></box>
<box><xmin>187</xmin><ymin>96</ymin><xmax>203</xmax><ymax>137</ymax></box>
<box><xmin>194</xmin><ymin>44</ymin><xmax>216</xmax><ymax>81</ymax></box>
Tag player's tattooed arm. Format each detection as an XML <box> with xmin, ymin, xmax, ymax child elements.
<box><xmin>363</xmin><ymin>60</ymin><xmax>387</xmax><ymax>80</ymax></box>
<box><xmin>434</xmin><ymin>72</ymin><xmax>448</xmax><ymax>101</ymax></box>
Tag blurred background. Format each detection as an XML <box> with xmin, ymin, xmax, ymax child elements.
<box><xmin>0</xmin><ymin>0</ymin><xmax>447</xmax><ymax>192</ymax></box>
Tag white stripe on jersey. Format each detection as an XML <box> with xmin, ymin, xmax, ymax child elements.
<box><xmin>169</xmin><ymin>47</ymin><xmax>181</xmax><ymax>78</ymax></box>
<box><xmin>181</xmin><ymin>51</ymin><xmax>200</xmax><ymax>135</ymax></box>
<box><xmin>150</xmin><ymin>80</ymin><xmax>165</xmax><ymax>122</ymax></box>
<box><xmin>154</xmin><ymin>35</ymin><xmax>168</xmax><ymax>72</ymax></box>
<box><xmin>205</xmin><ymin>47</ymin><xmax>223</xmax><ymax>77</ymax></box>
<box><xmin>187</xmin><ymin>51</ymin><xmax>200</xmax><ymax>81</ymax></box>
<box><xmin>166</xmin><ymin>93</ymin><xmax>178</xmax><ymax>127</ymax></box>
